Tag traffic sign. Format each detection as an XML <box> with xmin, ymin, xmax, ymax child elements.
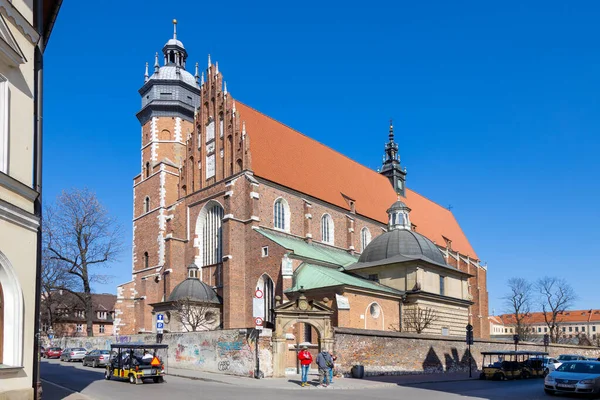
<box><xmin>157</xmin><ymin>322</ymin><xmax>164</xmax><ymax>329</ymax></box>
<box><xmin>255</xmin><ymin>288</ymin><xmax>264</xmax><ymax>299</ymax></box>
<box><xmin>157</xmin><ymin>314</ymin><xmax>164</xmax><ymax>321</ymax></box>
<box><xmin>48</xmin><ymin>334</ymin><xmax>54</xmax><ymax>340</ymax></box>
<box><xmin>255</xmin><ymin>317</ymin><xmax>263</xmax><ymax>326</ymax></box>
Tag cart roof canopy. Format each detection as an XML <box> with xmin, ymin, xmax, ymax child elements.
<box><xmin>481</xmin><ymin>350</ymin><xmax>548</xmax><ymax>356</ymax></box>
<box><xmin>110</xmin><ymin>344</ymin><xmax>169</xmax><ymax>350</ymax></box>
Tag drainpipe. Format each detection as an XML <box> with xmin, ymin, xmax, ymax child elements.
<box><xmin>32</xmin><ymin>0</ymin><xmax>44</xmax><ymax>398</ymax></box>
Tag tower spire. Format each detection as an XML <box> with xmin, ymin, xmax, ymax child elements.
<box><xmin>380</xmin><ymin>119</ymin><xmax>407</xmax><ymax>197</ymax></box>
<box><xmin>208</xmin><ymin>54</ymin><xmax>212</xmax><ymax>68</ymax></box>
<box><xmin>201</xmin><ymin>71</ymin><xmax>204</xmax><ymax>85</ymax></box>
<box><xmin>224</xmin><ymin>81</ymin><xmax>228</xmax><ymax>96</ymax></box>
<box><xmin>195</xmin><ymin>62</ymin><xmax>199</xmax><ymax>83</ymax></box>
<box><xmin>144</xmin><ymin>62</ymin><xmax>149</xmax><ymax>82</ymax></box>
<box><xmin>172</xmin><ymin>19</ymin><xmax>177</xmax><ymax>39</ymax></box>
<box><xmin>154</xmin><ymin>52</ymin><xmax>159</xmax><ymax>73</ymax></box>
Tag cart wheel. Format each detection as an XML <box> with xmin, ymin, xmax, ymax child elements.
<box><xmin>493</xmin><ymin>372</ymin><xmax>504</xmax><ymax>381</ymax></box>
<box><xmin>129</xmin><ymin>374</ymin><xmax>136</xmax><ymax>384</ymax></box>
<box><xmin>543</xmin><ymin>368</ymin><xmax>549</xmax><ymax>377</ymax></box>
<box><xmin>521</xmin><ymin>370</ymin><xmax>530</xmax><ymax>379</ymax></box>
<box><xmin>92</xmin><ymin>360</ymin><xmax>97</xmax><ymax>368</ymax></box>
<box><xmin>479</xmin><ymin>373</ymin><xmax>486</xmax><ymax>380</ymax></box>
<box><xmin>104</xmin><ymin>370</ymin><xmax>111</xmax><ymax>380</ymax></box>
<box><xmin>158</xmin><ymin>376</ymin><xmax>164</xmax><ymax>383</ymax></box>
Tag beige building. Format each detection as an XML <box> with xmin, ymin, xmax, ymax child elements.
<box><xmin>0</xmin><ymin>0</ymin><xmax>61</xmax><ymax>398</ymax></box>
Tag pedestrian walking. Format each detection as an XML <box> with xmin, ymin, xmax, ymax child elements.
<box><xmin>316</xmin><ymin>349</ymin><xmax>334</xmax><ymax>387</ymax></box>
<box><xmin>322</xmin><ymin>351</ymin><xmax>337</xmax><ymax>384</ymax></box>
<box><xmin>297</xmin><ymin>346</ymin><xmax>313</xmax><ymax>387</ymax></box>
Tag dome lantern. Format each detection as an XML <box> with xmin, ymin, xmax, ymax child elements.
<box><xmin>187</xmin><ymin>263</ymin><xmax>199</xmax><ymax>279</ymax></box>
<box><xmin>387</xmin><ymin>198</ymin><xmax>411</xmax><ymax>231</ymax></box>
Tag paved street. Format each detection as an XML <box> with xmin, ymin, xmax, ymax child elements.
<box><xmin>41</xmin><ymin>359</ymin><xmax>553</xmax><ymax>400</ymax></box>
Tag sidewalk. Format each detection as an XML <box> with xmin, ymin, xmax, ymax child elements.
<box><xmin>166</xmin><ymin>367</ymin><xmax>477</xmax><ymax>390</ymax></box>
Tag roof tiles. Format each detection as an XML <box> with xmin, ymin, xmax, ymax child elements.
<box><xmin>237</xmin><ymin>102</ymin><xmax>478</xmax><ymax>259</ymax></box>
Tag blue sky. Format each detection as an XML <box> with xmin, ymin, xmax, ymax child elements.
<box><xmin>43</xmin><ymin>1</ymin><xmax>600</xmax><ymax>315</ymax></box>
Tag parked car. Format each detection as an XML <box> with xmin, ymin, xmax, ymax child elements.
<box><xmin>544</xmin><ymin>360</ymin><xmax>600</xmax><ymax>396</ymax></box>
<box><xmin>45</xmin><ymin>347</ymin><xmax>62</xmax><ymax>359</ymax></box>
<box><xmin>60</xmin><ymin>347</ymin><xmax>87</xmax><ymax>362</ymax></box>
<box><xmin>530</xmin><ymin>356</ymin><xmax>561</xmax><ymax>375</ymax></box>
<box><xmin>83</xmin><ymin>350</ymin><xmax>115</xmax><ymax>368</ymax></box>
<box><xmin>558</xmin><ymin>354</ymin><xmax>587</xmax><ymax>362</ymax></box>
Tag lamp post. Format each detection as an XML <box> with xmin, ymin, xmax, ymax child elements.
<box><xmin>513</xmin><ymin>334</ymin><xmax>520</xmax><ymax>352</ymax></box>
<box><xmin>543</xmin><ymin>334</ymin><xmax>550</xmax><ymax>353</ymax></box>
<box><xmin>466</xmin><ymin>324</ymin><xmax>474</xmax><ymax>378</ymax></box>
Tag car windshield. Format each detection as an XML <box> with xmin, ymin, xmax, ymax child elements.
<box><xmin>558</xmin><ymin>355</ymin><xmax>580</xmax><ymax>361</ymax></box>
<box><xmin>74</xmin><ymin>348</ymin><xmax>86</xmax><ymax>351</ymax></box>
<box><xmin>557</xmin><ymin>362</ymin><xmax>600</xmax><ymax>374</ymax></box>
<box><xmin>100</xmin><ymin>350</ymin><xmax>111</xmax><ymax>354</ymax></box>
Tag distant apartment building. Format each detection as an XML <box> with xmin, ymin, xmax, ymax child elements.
<box><xmin>490</xmin><ymin>310</ymin><xmax>600</xmax><ymax>342</ymax></box>
<box><xmin>41</xmin><ymin>292</ymin><xmax>117</xmax><ymax>337</ymax></box>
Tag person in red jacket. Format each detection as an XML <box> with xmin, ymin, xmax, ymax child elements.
<box><xmin>298</xmin><ymin>346</ymin><xmax>313</xmax><ymax>387</ymax></box>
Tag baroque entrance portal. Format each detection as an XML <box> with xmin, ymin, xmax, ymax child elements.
<box><xmin>272</xmin><ymin>292</ymin><xmax>334</xmax><ymax>377</ymax></box>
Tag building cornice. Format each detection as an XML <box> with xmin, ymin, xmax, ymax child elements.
<box><xmin>0</xmin><ymin>0</ymin><xmax>39</xmax><ymax>44</ymax></box>
<box><xmin>0</xmin><ymin>197</ymin><xmax>39</xmax><ymax>231</ymax></box>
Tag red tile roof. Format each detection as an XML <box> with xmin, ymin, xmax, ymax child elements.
<box><xmin>237</xmin><ymin>102</ymin><xmax>478</xmax><ymax>259</ymax></box>
<box><xmin>489</xmin><ymin>315</ymin><xmax>504</xmax><ymax>325</ymax></box>
<box><xmin>499</xmin><ymin>310</ymin><xmax>600</xmax><ymax>325</ymax></box>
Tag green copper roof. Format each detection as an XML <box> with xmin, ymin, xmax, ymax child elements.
<box><xmin>287</xmin><ymin>263</ymin><xmax>404</xmax><ymax>296</ymax></box>
<box><xmin>254</xmin><ymin>228</ymin><xmax>359</xmax><ymax>267</ymax></box>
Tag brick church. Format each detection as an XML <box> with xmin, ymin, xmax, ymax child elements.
<box><xmin>115</xmin><ymin>22</ymin><xmax>489</xmax><ymax>339</ymax></box>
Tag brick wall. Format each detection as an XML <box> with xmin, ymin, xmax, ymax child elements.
<box><xmin>333</xmin><ymin>327</ymin><xmax>600</xmax><ymax>376</ymax></box>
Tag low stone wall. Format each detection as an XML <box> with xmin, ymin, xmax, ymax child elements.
<box><xmin>334</xmin><ymin>328</ymin><xmax>600</xmax><ymax>376</ymax></box>
<box><xmin>47</xmin><ymin>329</ymin><xmax>273</xmax><ymax>377</ymax></box>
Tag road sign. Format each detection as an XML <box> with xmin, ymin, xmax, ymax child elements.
<box><xmin>255</xmin><ymin>288</ymin><xmax>264</xmax><ymax>299</ymax></box>
<box><xmin>157</xmin><ymin>322</ymin><xmax>164</xmax><ymax>329</ymax></box>
<box><xmin>253</xmin><ymin>298</ymin><xmax>265</xmax><ymax>318</ymax></box>
<box><xmin>157</xmin><ymin>314</ymin><xmax>164</xmax><ymax>321</ymax></box>
<box><xmin>48</xmin><ymin>334</ymin><xmax>54</xmax><ymax>340</ymax></box>
<box><xmin>255</xmin><ymin>317</ymin><xmax>263</xmax><ymax>326</ymax></box>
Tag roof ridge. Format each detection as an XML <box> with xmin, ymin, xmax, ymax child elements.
<box><xmin>237</xmin><ymin>101</ymin><xmax>392</xmax><ymax>180</ymax></box>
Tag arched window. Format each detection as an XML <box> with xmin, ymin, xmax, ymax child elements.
<box><xmin>144</xmin><ymin>197</ymin><xmax>150</xmax><ymax>213</ymax></box>
<box><xmin>143</xmin><ymin>252</ymin><xmax>149</xmax><ymax>269</ymax></box>
<box><xmin>145</xmin><ymin>162</ymin><xmax>151</xmax><ymax>178</ymax></box>
<box><xmin>273</xmin><ymin>198</ymin><xmax>290</xmax><ymax>232</ymax></box>
<box><xmin>0</xmin><ymin>280</ymin><xmax>3</xmax><ymax>363</ymax></box>
<box><xmin>360</xmin><ymin>227</ymin><xmax>371</xmax><ymax>252</ymax></box>
<box><xmin>321</xmin><ymin>214</ymin><xmax>334</xmax><ymax>244</ymax></box>
<box><xmin>195</xmin><ymin>202</ymin><xmax>224</xmax><ymax>267</ymax></box>
<box><xmin>257</xmin><ymin>274</ymin><xmax>275</xmax><ymax>324</ymax></box>
<box><xmin>0</xmin><ymin>251</ymin><xmax>23</xmax><ymax>367</ymax></box>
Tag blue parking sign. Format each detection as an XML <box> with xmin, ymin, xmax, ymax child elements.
<box><xmin>157</xmin><ymin>322</ymin><xmax>164</xmax><ymax>329</ymax></box>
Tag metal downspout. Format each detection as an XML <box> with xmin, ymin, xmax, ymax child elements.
<box><xmin>32</xmin><ymin>0</ymin><xmax>44</xmax><ymax>397</ymax></box>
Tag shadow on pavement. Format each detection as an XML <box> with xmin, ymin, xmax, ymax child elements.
<box><xmin>41</xmin><ymin>360</ymin><xmax>104</xmax><ymax>393</ymax></box>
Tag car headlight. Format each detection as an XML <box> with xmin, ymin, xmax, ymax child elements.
<box><xmin>579</xmin><ymin>379</ymin><xmax>595</xmax><ymax>384</ymax></box>
<box><xmin>545</xmin><ymin>376</ymin><xmax>555</xmax><ymax>383</ymax></box>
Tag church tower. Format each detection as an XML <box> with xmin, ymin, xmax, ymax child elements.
<box><xmin>125</xmin><ymin>20</ymin><xmax>201</xmax><ymax>333</ymax></box>
<box><xmin>379</xmin><ymin>120</ymin><xmax>407</xmax><ymax>197</ymax></box>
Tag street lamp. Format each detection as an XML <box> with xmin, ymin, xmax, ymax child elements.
<box><xmin>513</xmin><ymin>334</ymin><xmax>520</xmax><ymax>352</ymax></box>
<box><xmin>466</xmin><ymin>324</ymin><xmax>474</xmax><ymax>378</ymax></box>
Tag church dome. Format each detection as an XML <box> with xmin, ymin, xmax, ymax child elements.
<box><xmin>358</xmin><ymin>227</ymin><xmax>447</xmax><ymax>266</ymax></box>
<box><xmin>165</xmin><ymin>38</ymin><xmax>185</xmax><ymax>48</ymax></box>
<box><xmin>148</xmin><ymin>65</ymin><xmax>198</xmax><ymax>87</ymax></box>
<box><xmin>167</xmin><ymin>277</ymin><xmax>221</xmax><ymax>304</ymax></box>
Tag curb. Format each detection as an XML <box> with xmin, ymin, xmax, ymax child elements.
<box><xmin>167</xmin><ymin>373</ymin><xmax>231</xmax><ymax>384</ymax></box>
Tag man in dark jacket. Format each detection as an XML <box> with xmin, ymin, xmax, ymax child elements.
<box><xmin>315</xmin><ymin>350</ymin><xmax>333</xmax><ymax>387</ymax></box>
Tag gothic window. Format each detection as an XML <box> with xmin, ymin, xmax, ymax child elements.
<box><xmin>360</xmin><ymin>227</ymin><xmax>371</xmax><ymax>252</ymax></box>
<box><xmin>257</xmin><ymin>274</ymin><xmax>275</xmax><ymax>324</ymax></box>
<box><xmin>145</xmin><ymin>162</ymin><xmax>150</xmax><ymax>178</ymax></box>
<box><xmin>321</xmin><ymin>214</ymin><xmax>334</xmax><ymax>244</ymax></box>
<box><xmin>144</xmin><ymin>197</ymin><xmax>150</xmax><ymax>213</ymax></box>
<box><xmin>219</xmin><ymin>113</ymin><xmax>224</xmax><ymax>138</ymax></box>
<box><xmin>273</xmin><ymin>198</ymin><xmax>290</xmax><ymax>232</ymax></box>
<box><xmin>195</xmin><ymin>202</ymin><xmax>224</xmax><ymax>267</ymax></box>
<box><xmin>143</xmin><ymin>252</ymin><xmax>149</xmax><ymax>269</ymax></box>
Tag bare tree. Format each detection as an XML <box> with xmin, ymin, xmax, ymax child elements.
<box><xmin>402</xmin><ymin>307</ymin><xmax>438</xmax><ymax>334</ymax></box>
<box><xmin>536</xmin><ymin>277</ymin><xmax>577</xmax><ymax>343</ymax></box>
<box><xmin>45</xmin><ymin>188</ymin><xmax>122</xmax><ymax>337</ymax></box>
<box><xmin>502</xmin><ymin>277</ymin><xmax>534</xmax><ymax>341</ymax></box>
<box><xmin>173</xmin><ymin>297</ymin><xmax>217</xmax><ymax>332</ymax></box>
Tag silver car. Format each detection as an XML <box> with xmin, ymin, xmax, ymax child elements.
<box><xmin>544</xmin><ymin>360</ymin><xmax>600</xmax><ymax>395</ymax></box>
<box><xmin>60</xmin><ymin>347</ymin><xmax>87</xmax><ymax>362</ymax></box>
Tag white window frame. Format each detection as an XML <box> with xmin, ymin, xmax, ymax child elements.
<box><xmin>360</xmin><ymin>227</ymin><xmax>371</xmax><ymax>252</ymax></box>
<box><xmin>76</xmin><ymin>324</ymin><xmax>83</xmax><ymax>333</ymax></box>
<box><xmin>0</xmin><ymin>75</ymin><xmax>8</xmax><ymax>174</ymax></box>
<box><xmin>321</xmin><ymin>214</ymin><xmax>334</xmax><ymax>244</ymax></box>
<box><xmin>194</xmin><ymin>201</ymin><xmax>224</xmax><ymax>267</ymax></box>
<box><xmin>99</xmin><ymin>324</ymin><xmax>105</xmax><ymax>334</ymax></box>
<box><xmin>273</xmin><ymin>197</ymin><xmax>290</xmax><ymax>232</ymax></box>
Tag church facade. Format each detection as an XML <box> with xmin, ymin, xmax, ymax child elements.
<box><xmin>115</xmin><ymin>23</ymin><xmax>489</xmax><ymax>339</ymax></box>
